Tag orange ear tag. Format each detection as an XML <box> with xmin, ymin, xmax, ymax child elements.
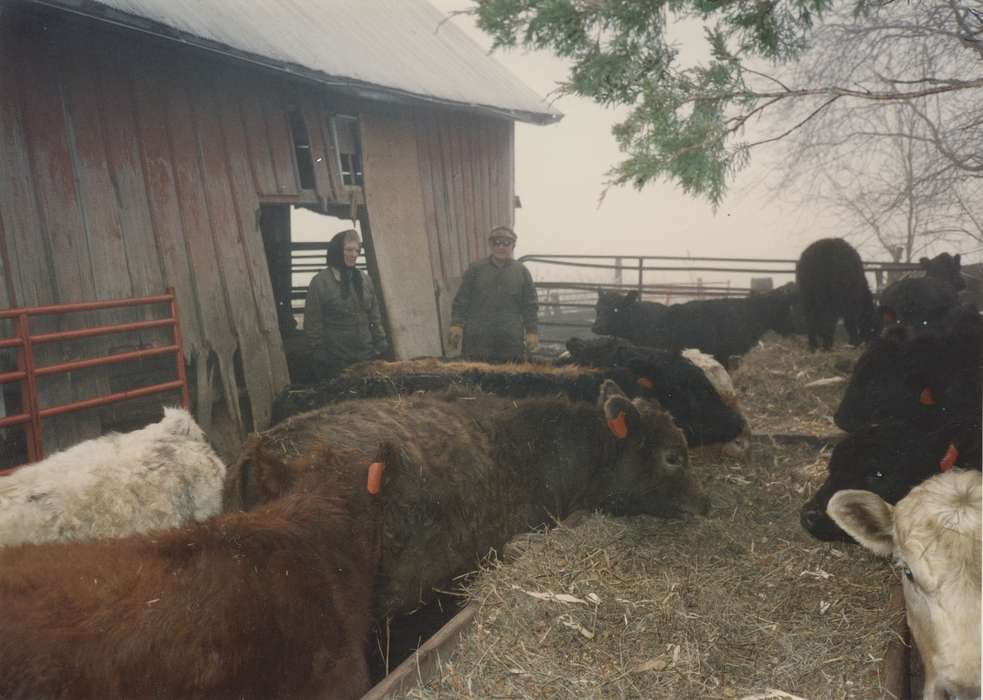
<box><xmin>607</xmin><ymin>411</ymin><xmax>628</xmax><ymax>439</ymax></box>
<box><xmin>637</xmin><ymin>377</ymin><xmax>654</xmax><ymax>390</ymax></box>
<box><xmin>939</xmin><ymin>443</ymin><xmax>958</xmax><ymax>472</ymax></box>
<box><xmin>919</xmin><ymin>387</ymin><xmax>936</xmax><ymax>406</ymax></box>
<box><xmin>367</xmin><ymin>462</ymin><xmax>384</xmax><ymax>494</ymax></box>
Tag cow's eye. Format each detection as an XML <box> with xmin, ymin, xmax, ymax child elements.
<box><xmin>873</xmin><ymin>470</ymin><xmax>883</xmax><ymax>479</ymax></box>
<box><xmin>902</xmin><ymin>565</ymin><xmax>914</xmax><ymax>583</ymax></box>
<box><xmin>664</xmin><ymin>449</ymin><xmax>684</xmax><ymax>469</ymax></box>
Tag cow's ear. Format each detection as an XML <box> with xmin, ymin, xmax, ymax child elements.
<box><xmin>254</xmin><ymin>440</ymin><xmax>295</xmax><ymax>503</ymax></box>
<box><xmin>370</xmin><ymin>441</ymin><xmax>402</xmax><ymax>495</ymax></box>
<box><xmin>827</xmin><ymin>490</ymin><xmax>895</xmax><ymax>556</ymax></box>
<box><xmin>599</xmin><ymin>380</ymin><xmax>640</xmax><ymax>439</ymax></box>
<box><xmin>919</xmin><ymin>256</ymin><xmax>930</xmax><ymax>267</ymax></box>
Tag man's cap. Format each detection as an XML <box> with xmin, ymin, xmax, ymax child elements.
<box><xmin>489</xmin><ymin>226</ymin><xmax>517</xmax><ymax>242</ymax></box>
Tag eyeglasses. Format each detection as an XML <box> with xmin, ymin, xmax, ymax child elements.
<box><xmin>491</xmin><ymin>238</ymin><xmax>514</xmax><ymax>247</ymax></box>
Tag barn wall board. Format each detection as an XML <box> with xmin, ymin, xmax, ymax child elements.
<box><xmin>360</xmin><ymin>108</ymin><xmax>442</xmax><ymax>359</ymax></box>
<box><xmin>413</xmin><ymin>109</ymin><xmax>516</xmax><ymax>281</ymax></box>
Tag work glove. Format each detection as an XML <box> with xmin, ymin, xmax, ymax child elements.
<box><xmin>525</xmin><ymin>331</ymin><xmax>540</xmax><ymax>353</ymax></box>
<box><xmin>448</xmin><ymin>324</ymin><xmax>464</xmax><ymax>351</ymax></box>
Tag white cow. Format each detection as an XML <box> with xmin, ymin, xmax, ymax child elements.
<box><xmin>0</xmin><ymin>407</ymin><xmax>225</xmax><ymax>547</ymax></box>
<box><xmin>828</xmin><ymin>469</ymin><xmax>981</xmax><ymax>700</ymax></box>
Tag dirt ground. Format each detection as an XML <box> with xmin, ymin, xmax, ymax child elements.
<box><xmin>393</xmin><ymin>334</ymin><xmax>904</xmax><ymax>700</ymax></box>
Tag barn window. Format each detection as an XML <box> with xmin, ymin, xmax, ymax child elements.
<box><xmin>287</xmin><ymin>108</ymin><xmax>316</xmax><ymax>191</ymax></box>
<box><xmin>331</xmin><ymin>115</ymin><xmax>363</xmax><ymax>187</ymax></box>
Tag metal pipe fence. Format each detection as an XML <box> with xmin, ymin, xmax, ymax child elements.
<box><xmin>522</xmin><ymin>253</ymin><xmax>918</xmax><ymax>344</ymax></box>
<box><xmin>0</xmin><ymin>289</ymin><xmax>189</xmax><ymax>467</ymax></box>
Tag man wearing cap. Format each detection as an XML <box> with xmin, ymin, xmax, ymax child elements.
<box><xmin>448</xmin><ymin>226</ymin><xmax>539</xmax><ymax>362</ymax></box>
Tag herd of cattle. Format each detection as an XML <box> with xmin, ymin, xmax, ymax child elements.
<box><xmin>0</xmin><ymin>238</ymin><xmax>979</xmax><ymax>699</ymax></box>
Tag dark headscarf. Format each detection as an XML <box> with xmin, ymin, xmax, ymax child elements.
<box><xmin>326</xmin><ymin>230</ymin><xmax>363</xmax><ymax>300</ymax></box>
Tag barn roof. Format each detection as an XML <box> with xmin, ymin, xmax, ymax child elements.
<box><xmin>24</xmin><ymin>0</ymin><xmax>562</xmax><ymax>125</ymax></box>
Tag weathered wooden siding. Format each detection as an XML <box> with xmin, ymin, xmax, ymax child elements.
<box><xmin>413</xmin><ymin>108</ymin><xmax>515</xmax><ymax>342</ymax></box>
<box><xmin>360</xmin><ymin>108</ymin><xmax>443</xmax><ymax>359</ymax></box>
<box><xmin>414</xmin><ymin>108</ymin><xmax>515</xmax><ymax>280</ymax></box>
<box><xmin>0</xmin><ymin>12</ymin><xmax>319</xmax><ymax>444</ymax></box>
<box><xmin>0</xmin><ymin>7</ymin><xmax>521</xmax><ymax>452</ymax></box>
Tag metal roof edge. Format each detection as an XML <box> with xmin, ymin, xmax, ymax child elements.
<box><xmin>20</xmin><ymin>0</ymin><xmax>563</xmax><ymax>125</ymax></box>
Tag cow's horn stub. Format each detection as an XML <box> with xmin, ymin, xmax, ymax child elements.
<box><xmin>637</xmin><ymin>377</ymin><xmax>655</xmax><ymax>390</ymax></box>
<box><xmin>919</xmin><ymin>387</ymin><xmax>936</xmax><ymax>406</ymax></box>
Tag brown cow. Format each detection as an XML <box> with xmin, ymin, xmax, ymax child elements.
<box><xmin>0</xmin><ymin>442</ymin><xmax>399</xmax><ymax>700</ymax></box>
<box><xmin>228</xmin><ymin>380</ymin><xmax>707</xmax><ymax>618</ymax></box>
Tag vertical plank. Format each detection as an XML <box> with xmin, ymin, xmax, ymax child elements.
<box><xmin>470</xmin><ymin>115</ymin><xmax>491</xmax><ymax>244</ymax></box>
<box><xmin>13</xmin><ymin>24</ymin><xmax>100</xmax><ymax>449</ymax></box>
<box><xmin>15</xmin><ymin>33</ymin><xmax>93</xmax><ymax>305</ymax></box>
<box><xmin>414</xmin><ymin>107</ymin><xmax>445</xmax><ymax>281</ymax></box>
<box><xmin>316</xmin><ymin>101</ymin><xmax>345</xmax><ymax>201</ymax></box>
<box><xmin>422</xmin><ymin>111</ymin><xmax>456</xmax><ymax>279</ymax></box>
<box><xmin>59</xmin><ymin>40</ymin><xmax>133</xmax><ymax>306</ymax></box>
<box><xmin>190</xmin><ymin>69</ymin><xmax>275</xmax><ymax>431</ymax></box>
<box><xmin>360</xmin><ymin>108</ymin><xmax>442</xmax><ymax>358</ymax></box>
<box><xmin>457</xmin><ymin>112</ymin><xmax>480</xmax><ymax>258</ymax></box>
<box><xmin>95</xmin><ymin>44</ymin><xmax>165</xmax><ymax>300</ymax></box>
<box><xmin>0</xmin><ymin>22</ymin><xmax>53</xmax><ymax>309</ymax></box>
<box><xmin>263</xmin><ymin>87</ymin><xmax>300</xmax><ymax>196</ymax></box>
<box><xmin>506</xmin><ymin>121</ymin><xmax>516</xmax><ymax>228</ymax></box>
<box><xmin>484</xmin><ymin>118</ymin><xmax>507</xmax><ymax>229</ymax></box>
<box><xmin>299</xmin><ymin>93</ymin><xmax>338</xmax><ymax>206</ymax></box>
<box><xmin>217</xmin><ymin>73</ymin><xmax>290</xmax><ymax>405</ymax></box>
<box><xmin>237</xmin><ymin>85</ymin><xmax>280</xmax><ymax>196</ymax></box>
<box><xmin>438</xmin><ymin>113</ymin><xmax>467</xmax><ymax>273</ymax></box>
<box><xmin>129</xmin><ymin>45</ymin><xmax>206</xmax><ymax>361</ymax></box>
<box><xmin>160</xmin><ymin>65</ymin><xmax>242</xmax><ymax>432</ymax></box>
<box><xmin>59</xmin><ymin>32</ymin><xmax>139</xmax><ymax>406</ymax></box>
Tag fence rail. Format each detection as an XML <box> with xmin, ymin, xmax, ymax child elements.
<box><xmin>0</xmin><ymin>289</ymin><xmax>189</xmax><ymax>467</ymax></box>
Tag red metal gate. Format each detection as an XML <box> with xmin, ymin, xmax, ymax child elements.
<box><xmin>0</xmin><ymin>289</ymin><xmax>190</xmax><ymax>465</ymax></box>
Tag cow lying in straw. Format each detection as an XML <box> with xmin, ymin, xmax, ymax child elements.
<box><xmin>0</xmin><ymin>442</ymin><xmax>396</xmax><ymax>700</ymax></box>
<box><xmin>230</xmin><ymin>380</ymin><xmax>707</xmax><ymax>618</ymax></box>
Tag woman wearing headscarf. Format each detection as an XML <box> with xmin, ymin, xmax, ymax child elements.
<box><xmin>303</xmin><ymin>229</ymin><xmax>389</xmax><ymax>379</ymax></box>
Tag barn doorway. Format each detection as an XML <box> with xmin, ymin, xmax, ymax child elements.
<box><xmin>258</xmin><ymin>204</ymin><xmax>392</xmax><ymax>385</ymax></box>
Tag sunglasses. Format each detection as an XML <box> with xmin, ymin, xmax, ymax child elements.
<box><xmin>491</xmin><ymin>238</ymin><xmax>514</xmax><ymax>247</ymax></box>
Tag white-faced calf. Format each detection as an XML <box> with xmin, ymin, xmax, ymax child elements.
<box><xmin>828</xmin><ymin>469</ymin><xmax>981</xmax><ymax>700</ymax></box>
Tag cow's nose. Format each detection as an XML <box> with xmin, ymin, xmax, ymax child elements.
<box><xmin>800</xmin><ymin>505</ymin><xmax>822</xmax><ymax>532</ymax></box>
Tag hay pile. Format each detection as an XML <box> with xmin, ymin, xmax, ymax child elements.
<box><xmin>396</xmin><ymin>338</ymin><xmax>901</xmax><ymax>700</ymax></box>
<box><xmin>733</xmin><ymin>333</ymin><xmax>860</xmax><ymax>437</ymax></box>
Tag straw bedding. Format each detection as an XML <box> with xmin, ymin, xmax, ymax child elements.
<box><xmin>396</xmin><ymin>335</ymin><xmax>903</xmax><ymax>699</ymax></box>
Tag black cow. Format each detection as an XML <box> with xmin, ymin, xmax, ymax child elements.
<box><xmin>877</xmin><ymin>252</ymin><xmax>964</xmax><ymax>332</ymax></box>
<box><xmin>272</xmin><ymin>356</ymin><xmax>746</xmax><ymax>448</ymax></box>
<box><xmin>879</xmin><ymin>276</ymin><xmax>960</xmax><ymax>335</ymax></box>
<box><xmin>920</xmin><ymin>252</ymin><xmax>965</xmax><ymax>291</ymax></box>
<box><xmin>835</xmin><ymin>304</ymin><xmax>982</xmax><ymax>433</ymax></box>
<box><xmin>795</xmin><ymin>238</ymin><xmax>878</xmax><ymax>351</ymax></box>
<box><xmin>800</xmin><ymin>421</ymin><xmax>981</xmax><ymax>542</ymax></box>
<box><xmin>562</xmin><ymin>336</ymin><xmax>746</xmax><ymax>447</ymax></box>
<box><xmin>592</xmin><ymin>285</ymin><xmax>798</xmax><ymax>367</ymax></box>
<box><xmin>591</xmin><ymin>290</ymin><xmax>672</xmax><ymax>348</ymax></box>
<box><xmin>234</xmin><ymin>381</ymin><xmax>707</xmax><ymax>617</ymax></box>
